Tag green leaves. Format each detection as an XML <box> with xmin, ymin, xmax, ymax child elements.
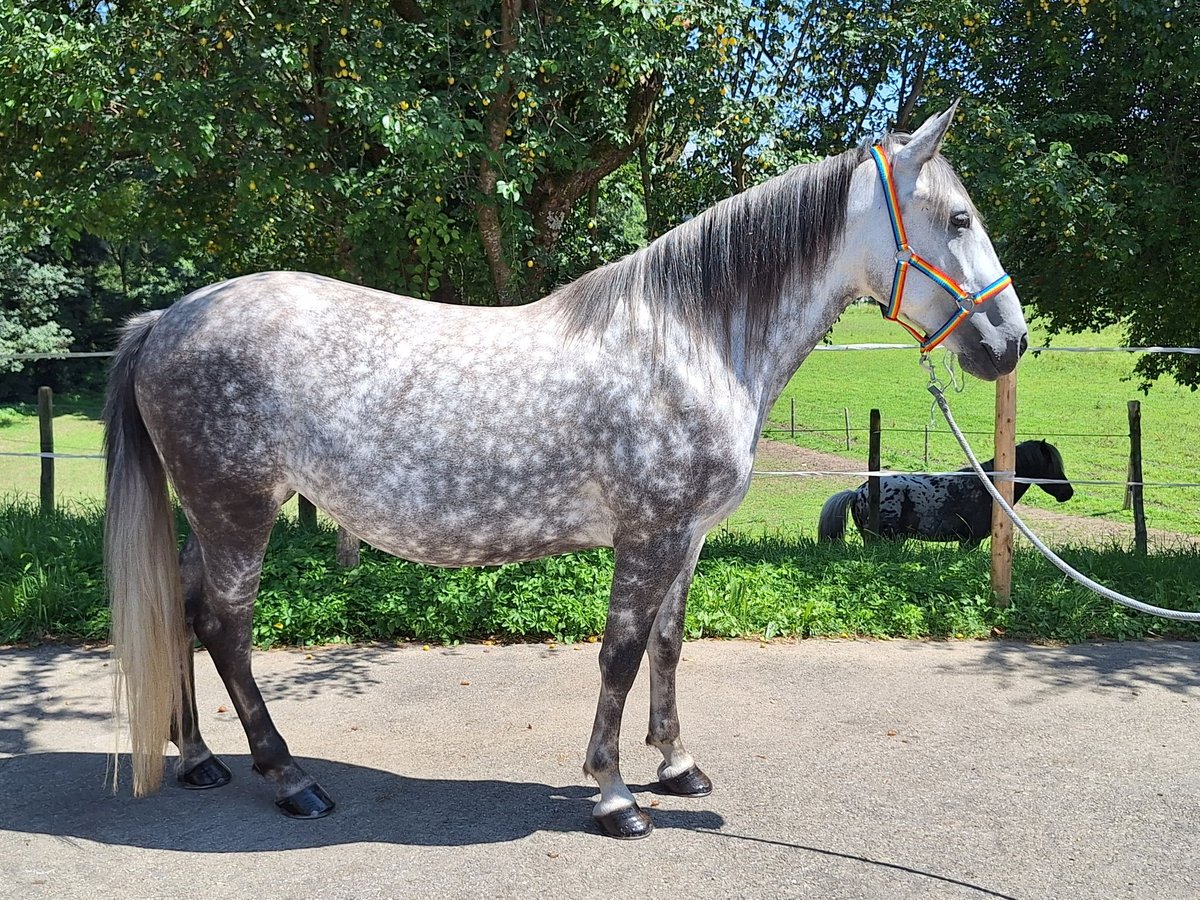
<box><xmin>1</xmin><ymin>0</ymin><xmax>1195</xmax><ymax>385</ymax></box>
<box><xmin>0</xmin><ymin>0</ymin><xmax>732</xmax><ymax>305</ymax></box>
<box><xmin>9</xmin><ymin>501</ymin><xmax>1200</xmax><ymax>646</ymax></box>
<box><xmin>495</xmin><ymin>180</ymin><xmax>520</xmax><ymax>202</ymax></box>
<box><xmin>937</xmin><ymin>0</ymin><xmax>1200</xmax><ymax>388</ymax></box>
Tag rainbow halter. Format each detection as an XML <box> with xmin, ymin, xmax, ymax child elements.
<box><xmin>869</xmin><ymin>144</ymin><xmax>1013</xmax><ymax>353</ymax></box>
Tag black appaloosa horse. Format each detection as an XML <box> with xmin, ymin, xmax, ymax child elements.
<box><xmin>818</xmin><ymin>440</ymin><xmax>1073</xmax><ymax>549</ymax></box>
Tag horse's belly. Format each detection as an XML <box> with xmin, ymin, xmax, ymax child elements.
<box><xmin>318</xmin><ymin>487</ymin><xmax>615</xmax><ymax>568</ymax></box>
<box><xmin>353</xmin><ymin>521</ymin><xmax>611</xmax><ymax>568</ymax></box>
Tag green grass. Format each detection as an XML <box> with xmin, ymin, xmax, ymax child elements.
<box><xmin>3</xmin><ymin>500</ymin><xmax>1200</xmax><ymax>647</ymax></box>
<box><xmin>0</xmin><ymin>394</ymin><xmax>105</xmax><ymax>503</ymax></box>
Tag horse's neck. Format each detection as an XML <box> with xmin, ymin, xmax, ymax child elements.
<box><xmin>744</xmin><ymin>272</ymin><xmax>861</xmax><ymax>422</ymax></box>
<box><xmin>987</xmin><ymin>455</ymin><xmax>1031</xmax><ymax>502</ymax></box>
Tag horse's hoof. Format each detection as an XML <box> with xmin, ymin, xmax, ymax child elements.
<box><xmin>276</xmin><ymin>783</ymin><xmax>336</xmax><ymax>819</ymax></box>
<box><xmin>659</xmin><ymin>765</ymin><xmax>713</xmax><ymax>797</ymax></box>
<box><xmin>593</xmin><ymin>804</ymin><xmax>653</xmax><ymax>839</ymax></box>
<box><xmin>178</xmin><ymin>756</ymin><xmax>232</xmax><ymax>790</ymax></box>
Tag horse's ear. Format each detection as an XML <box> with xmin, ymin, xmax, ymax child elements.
<box><xmin>893</xmin><ymin>100</ymin><xmax>959</xmax><ymax>173</ymax></box>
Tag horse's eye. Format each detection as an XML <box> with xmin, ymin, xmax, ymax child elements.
<box><xmin>950</xmin><ymin>211</ymin><xmax>971</xmax><ymax>230</ymax></box>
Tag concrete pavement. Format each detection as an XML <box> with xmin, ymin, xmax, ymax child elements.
<box><xmin>2</xmin><ymin>638</ymin><xmax>1199</xmax><ymax>899</ymax></box>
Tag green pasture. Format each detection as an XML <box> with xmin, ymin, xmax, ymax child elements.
<box><xmin>1</xmin><ymin>304</ymin><xmax>1196</xmax><ymax>539</ymax></box>
<box><xmin>742</xmin><ymin>305</ymin><xmax>1200</xmax><ymax>538</ymax></box>
<box><xmin>0</xmin><ymin>395</ymin><xmax>105</xmax><ymax>503</ymax></box>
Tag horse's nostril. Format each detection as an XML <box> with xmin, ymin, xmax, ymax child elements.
<box><xmin>1018</xmin><ymin>333</ymin><xmax>1029</xmax><ymax>357</ymax></box>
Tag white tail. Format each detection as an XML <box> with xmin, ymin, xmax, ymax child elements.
<box><xmin>103</xmin><ymin>311</ymin><xmax>186</xmax><ymax>796</ymax></box>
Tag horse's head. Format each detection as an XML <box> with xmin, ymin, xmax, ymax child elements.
<box><xmin>1017</xmin><ymin>440</ymin><xmax>1074</xmax><ymax>502</ymax></box>
<box><xmin>853</xmin><ymin>103</ymin><xmax>1027</xmax><ymax>380</ymax></box>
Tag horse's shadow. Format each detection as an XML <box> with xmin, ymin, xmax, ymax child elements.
<box><xmin>0</xmin><ymin>752</ymin><xmax>723</xmax><ymax>851</ymax></box>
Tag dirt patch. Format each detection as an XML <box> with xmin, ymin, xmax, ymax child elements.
<box><xmin>753</xmin><ymin>437</ymin><xmax>1199</xmax><ymax>551</ymax></box>
<box><xmin>754</xmin><ymin>438</ymin><xmax>863</xmax><ymax>475</ymax></box>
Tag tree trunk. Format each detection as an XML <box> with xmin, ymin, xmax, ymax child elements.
<box><xmin>523</xmin><ymin>72</ymin><xmax>663</xmax><ymax>296</ymax></box>
<box><xmin>474</xmin><ymin>0</ymin><xmax>522</xmax><ymax>303</ymax></box>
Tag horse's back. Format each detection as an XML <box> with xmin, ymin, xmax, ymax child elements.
<box><xmin>145</xmin><ymin>271</ymin><xmax>506</xmax><ymax>358</ymax></box>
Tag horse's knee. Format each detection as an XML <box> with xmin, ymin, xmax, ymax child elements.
<box><xmin>649</xmin><ymin>625</ymin><xmax>682</xmax><ymax>669</ymax></box>
<box><xmin>598</xmin><ymin>638</ymin><xmax>643</xmax><ymax>690</ymax></box>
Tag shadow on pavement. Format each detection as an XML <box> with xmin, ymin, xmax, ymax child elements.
<box><xmin>0</xmin><ymin>754</ymin><xmax>1017</xmax><ymax>897</ymax></box>
<box><xmin>933</xmin><ymin>638</ymin><xmax>1200</xmax><ymax>698</ymax></box>
<box><xmin>0</xmin><ymin>647</ymin><xmax>110</xmax><ymax>757</ymax></box>
<box><xmin>699</xmin><ymin>830</ymin><xmax>1018</xmax><ymax>899</ymax></box>
<box><xmin>0</xmin><ymin>752</ymin><xmax>723</xmax><ymax>850</ymax></box>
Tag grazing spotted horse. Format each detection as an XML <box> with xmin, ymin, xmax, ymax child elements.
<box><xmin>818</xmin><ymin>440</ymin><xmax>1074</xmax><ymax>548</ymax></box>
<box><xmin>105</xmin><ymin>105</ymin><xmax>1027</xmax><ymax>838</ymax></box>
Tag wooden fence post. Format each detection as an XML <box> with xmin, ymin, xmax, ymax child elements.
<box><xmin>38</xmin><ymin>386</ymin><xmax>54</xmax><ymax>515</ymax></box>
<box><xmin>336</xmin><ymin>526</ymin><xmax>361</xmax><ymax>568</ymax></box>
<box><xmin>789</xmin><ymin>398</ymin><xmax>795</xmax><ymax>438</ymax></box>
<box><xmin>843</xmin><ymin>407</ymin><xmax>851</xmax><ymax>451</ymax></box>
<box><xmin>1128</xmin><ymin>400</ymin><xmax>1148</xmax><ymax>554</ymax></box>
<box><xmin>990</xmin><ymin>371</ymin><xmax>1016</xmax><ymax>607</ymax></box>
<box><xmin>298</xmin><ymin>495</ymin><xmax>317</xmax><ymax>529</ymax></box>
<box><xmin>866</xmin><ymin>408</ymin><xmax>881</xmax><ymax>541</ymax></box>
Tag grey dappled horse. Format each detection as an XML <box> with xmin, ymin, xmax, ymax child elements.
<box><xmin>105</xmin><ymin>106</ymin><xmax>1027</xmax><ymax>839</ymax></box>
<box><xmin>818</xmin><ymin>440</ymin><xmax>1073</xmax><ymax>548</ymax></box>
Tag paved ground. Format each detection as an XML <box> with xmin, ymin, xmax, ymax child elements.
<box><xmin>2</xmin><ymin>638</ymin><xmax>1199</xmax><ymax>899</ymax></box>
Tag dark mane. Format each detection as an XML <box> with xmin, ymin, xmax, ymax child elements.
<box><xmin>550</xmin><ymin>144</ymin><xmax>866</xmax><ymax>363</ymax></box>
<box><xmin>550</xmin><ymin>135</ymin><xmax>976</xmax><ymax>365</ymax></box>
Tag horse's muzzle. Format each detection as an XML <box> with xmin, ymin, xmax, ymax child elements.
<box><xmin>959</xmin><ymin>331</ymin><xmax>1027</xmax><ymax>381</ymax></box>
<box><xmin>1000</xmin><ymin>333</ymin><xmax>1029</xmax><ymax>371</ymax></box>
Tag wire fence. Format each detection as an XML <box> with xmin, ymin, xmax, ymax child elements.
<box><xmin>3</xmin><ymin>343</ymin><xmax>1199</xmax><ymax>532</ymax></box>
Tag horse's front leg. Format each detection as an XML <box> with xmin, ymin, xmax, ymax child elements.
<box><xmin>585</xmin><ymin>530</ymin><xmax>702</xmax><ymax>839</ymax></box>
<box><xmin>646</xmin><ymin>542</ymin><xmax>712</xmax><ymax>797</ymax></box>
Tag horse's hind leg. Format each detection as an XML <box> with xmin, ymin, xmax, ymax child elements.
<box><xmin>170</xmin><ymin>534</ymin><xmax>233</xmax><ymax>789</ymax></box>
<box><xmin>646</xmin><ymin>542</ymin><xmax>712</xmax><ymax>797</ymax></box>
<box><xmin>585</xmin><ymin>530</ymin><xmax>702</xmax><ymax>839</ymax></box>
<box><xmin>185</xmin><ymin>503</ymin><xmax>334</xmax><ymax>818</ymax></box>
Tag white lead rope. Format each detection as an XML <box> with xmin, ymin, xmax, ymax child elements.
<box><xmin>928</xmin><ymin>383</ymin><xmax>1200</xmax><ymax>623</ymax></box>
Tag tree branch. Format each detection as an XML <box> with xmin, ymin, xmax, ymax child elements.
<box><xmin>525</xmin><ymin>71</ymin><xmax>664</xmax><ymax>292</ymax></box>
<box><xmin>389</xmin><ymin>0</ymin><xmax>424</xmax><ymax>23</ymax></box>
<box><xmin>895</xmin><ymin>45</ymin><xmax>928</xmax><ymax>132</ymax></box>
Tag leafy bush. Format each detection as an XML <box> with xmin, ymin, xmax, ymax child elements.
<box><xmin>3</xmin><ymin>501</ymin><xmax>1200</xmax><ymax>646</ymax></box>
